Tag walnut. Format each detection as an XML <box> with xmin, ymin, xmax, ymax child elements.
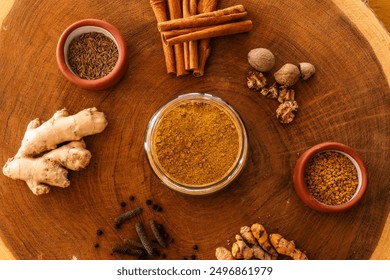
<box><xmin>261</xmin><ymin>83</ymin><xmax>279</xmax><ymax>99</ymax></box>
<box><xmin>277</xmin><ymin>86</ymin><xmax>295</xmax><ymax>103</ymax></box>
<box><xmin>276</xmin><ymin>101</ymin><xmax>298</xmax><ymax>124</ymax></box>
<box><xmin>247</xmin><ymin>70</ymin><xmax>267</xmax><ymax>91</ymax></box>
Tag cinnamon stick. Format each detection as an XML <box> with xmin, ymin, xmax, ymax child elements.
<box><xmin>158</xmin><ymin>4</ymin><xmax>246</xmax><ymax>31</ymax></box>
<box><xmin>163</xmin><ymin>26</ymin><xmax>214</xmax><ymax>40</ymax></box>
<box><xmin>189</xmin><ymin>0</ymin><xmax>198</xmax><ymax>70</ymax></box>
<box><xmin>182</xmin><ymin>0</ymin><xmax>191</xmax><ymax>70</ymax></box>
<box><xmin>167</xmin><ymin>0</ymin><xmax>188</xmax><ymax>76</ymax></box>
<box><xmin>194</xmin><ymin>0</ymin><xmax>218</xmax><ymax>77</ymax></box>
<box><xmin>163</xmin><ymin>20</ymin><xmax>253</xmax><ymax>47</ymax></box>
<box><xmin>150</xmin><ymin>0</ymin><xmax>176</xmax><ymax>74</ymax></box>
<box><xmin>198</xmin><ymin>0</ymin><xmax>218</xmax><ymax>13</ymax></box>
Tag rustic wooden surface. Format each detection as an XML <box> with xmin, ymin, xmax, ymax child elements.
<box><xmin>1</xmin><ymin>0</ymin><xmax>390</xmax><ymax>260</ymax></box>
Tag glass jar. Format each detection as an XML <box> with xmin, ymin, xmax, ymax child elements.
<box><xmin>144</xmin><ymin>93</ymin><xmax>248</xmax><ymax>195</ymax></box>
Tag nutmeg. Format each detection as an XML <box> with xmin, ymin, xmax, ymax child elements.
<box><xmin>299</xmin><ymin>62</ymin><xmax>316</xmax><ymax>80</ymax></box>
<box><xmin>274</xmin><ymin>63</ymin><xmax>301</xmax><ymax>87</ymax></box>
<box><xmin>247</xmin><ymin>48</ymin><xmax>275</xmax><ymax>72</ymax></box>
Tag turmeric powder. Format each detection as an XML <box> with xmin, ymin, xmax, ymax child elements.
<box><xmin>154</xmin><ymin>100</ymin><xmax>240</xmax><ymax>186</ymax></box>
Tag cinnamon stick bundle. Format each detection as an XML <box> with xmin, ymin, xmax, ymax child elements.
<box><xmin>150</xmin><ymin>2</ymin><xmax>253</xmax><ymax>77</ymax></box>
<box><xmin>150</xmin><ymin>0</ymin><xmax>176</xmax><ymax>74</ymax></box>
<box><xmin>158</xmin><ymin>4</ymin><xmax>246</xmax><ymax>31</ymax></box>
<box><xmin>163</xmin><ymin>20</ymin><xmax>253</xmax><ymax>47</ymax></box>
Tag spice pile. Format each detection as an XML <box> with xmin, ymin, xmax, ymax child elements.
<box><xmin>215</xmin><ymin>223</ymin><xmax>308</xmax><ymax>260</ymax></box>
<box><xmin>154</xmin><ymin>100</ymin><xmax>240</xmax><ymax>186</ymax></box>
<box><xmin>305</xmin><ymin>151</ymin><xmax>359</xmax><ymax>205</ymax></box>
<box><xmin>67</xmin><ymin>32</ymin><xmax>119</xmax><ymax>80</ymax></box>
<box><xmin>246</xmin><ymin>48</ymin><xmax>315</xmax><ymax>124</ymax></box>
<box><xmin>150</xmin><ymin>1</ymin><xmax>252</xmax><ymax>76</ymax></box>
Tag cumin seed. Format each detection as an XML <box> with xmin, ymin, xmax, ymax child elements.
<box><xmin>67</xmin><ymin>32</ymin><xmax>119</xmax><ymax>80</ymax></box>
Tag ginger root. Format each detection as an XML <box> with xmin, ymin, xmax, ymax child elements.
<box><xmin>269</xmin><ymin>233</ymin><xmax>308</xmax><ymax>260</ymax></box>
<box><xmin>215</xmin><ymin>223</ymin><xmax>308</xmax><ymax>260</ymax></box>
<box><xmin>3</xmin><ymin>108</ymin><xmax>108</xmax><ymax>195</ymax></box>
<box><xmin>251</xmin><ymin>223</ymin><xmax>278</xmax><ymax>259</ymax></box>
<box><xmin>231</xmin><ymin>234</ymin><xmax>253</xmax><ymax>260</ymax></box>
<box><xmin>215</xmin><ymin>247</ymin><xmax>235</xmax><ymax>260</ymax></box>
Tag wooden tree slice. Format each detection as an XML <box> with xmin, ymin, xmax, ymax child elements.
<box><xmin>0</xmin><ymin>0</ymin><xmax>389</xmax><ymax>259</ymax></box>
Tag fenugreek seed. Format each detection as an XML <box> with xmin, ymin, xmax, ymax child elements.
<box><xmin>305</xmin><ymin>151</ymin><xmax>358</xmax><ymax>205</ymax></box>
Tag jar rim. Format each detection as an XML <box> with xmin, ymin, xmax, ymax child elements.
<box><xmin>144</xmin><ymin>93</ymin><xmax>249</xmax><ymax>195</ymax></box>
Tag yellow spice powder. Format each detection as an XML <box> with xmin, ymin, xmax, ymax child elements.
<box><xmin>154</xmin><ymin>101</ymin><xmax>240</xmax><ymax>186</ymax></box>
<box><xmin>305</xmin><ymin>151</ymin><xmax>359</xmax><ymax>205</ymax></box>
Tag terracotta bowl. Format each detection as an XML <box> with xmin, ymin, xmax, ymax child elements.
<box><xmin>293</xmin><ymin>142</ymin><xmax>368</xmax><ymax>213</ymax></box>
<box><xmin>56</xmin><ymin>19</ymin><xmax>128</xmax><ymax>90</ymax></box>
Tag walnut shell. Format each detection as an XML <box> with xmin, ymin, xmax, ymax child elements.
<box><xmin>248</xmin><ymin>48</ymin><xmax>275</xmax><ymax>72</ymax></box>
<box><xmin>274</xmin><ymin>63</ymin><xmax>301</xmax><ymax>87</ymax></box>
<box><xmin>299</xmin><ymin>62</ymin><xmax>316</xmax><ymax>80</ymax></box>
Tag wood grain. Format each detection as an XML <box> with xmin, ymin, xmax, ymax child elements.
<box><xmin>370</xmin><ymin>0</ymin><xmax>390</xmax><ymax>30</ymax></box>
<box><xmin>0</xmin><ymin>0</ymin><xmax>390</xmax><ymax>260</ymax></box>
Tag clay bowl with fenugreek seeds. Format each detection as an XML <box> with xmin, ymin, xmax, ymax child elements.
<box><xmin>56</xmin><ymin>19</ymin><xmax>128</xmax><ymax>90</ymax></box>
<box><xmin>293</xmin><ymin>142</ymin><xmax>368</xmax><ymax>213</ymax></box>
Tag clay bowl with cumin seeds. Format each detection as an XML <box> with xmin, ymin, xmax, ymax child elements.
<box><xmin>293</xmin><ymin>142</ymin><xmax>368</xmax><ymax>213</ymax></box>
<box><xmin>56</xmin><ymin>19</ymin><xmax>128</xmax><ymax>90</ymax></box>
